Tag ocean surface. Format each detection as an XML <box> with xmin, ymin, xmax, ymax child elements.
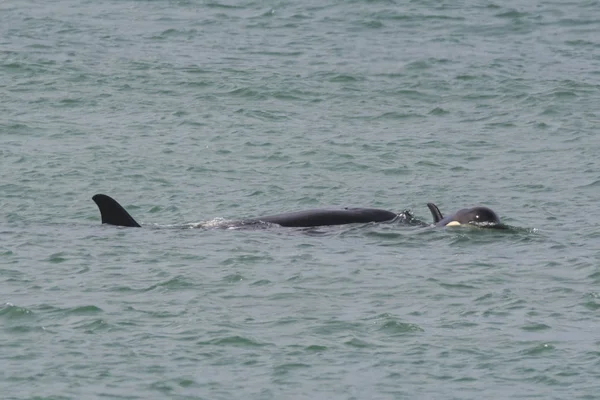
<box><xmin>2</xmin><ymin>0</ymin><xmax>600</xmax><ymax>399</ymax></box>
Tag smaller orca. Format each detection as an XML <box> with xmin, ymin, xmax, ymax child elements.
<box><xmin>426</xmin><ymin>203</ymin><xmax>502</xmax><ymax>228</ymax></box>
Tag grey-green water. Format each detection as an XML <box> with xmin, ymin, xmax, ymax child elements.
<box><xmin>2</xmin><ymin>1</ymin><xmax>600</xmax><ymax>399</ymax></box>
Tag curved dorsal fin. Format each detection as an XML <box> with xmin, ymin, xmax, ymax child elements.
<box><xmin>92</xmin><ymin>194</ymin><xmax>141</xmax><ymax>227</ymax></box>
<box><xmin>426</xmin><ymin>203</ymin><xmax>444</xmax><ymax>224</ymax></box>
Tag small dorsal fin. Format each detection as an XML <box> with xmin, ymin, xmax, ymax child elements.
<box><xmin>426</xmin><ymin>203</ymin><xmax>444</xmax><ymax>224</ymax></box>
<box><xmin>92</xmin><ymin>194</ymin><xmax>141</xmax><ymax>227</ymax></box>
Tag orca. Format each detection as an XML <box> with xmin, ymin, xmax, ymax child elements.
<box><xmin>426</xmin><ymin>202</ymin><xmax>502</xmax><ymax>228</ymax></box>
<box><xmin>91</xmin><ymin>194</ymin><xmax>403</xmax><ymax>228</ymax></box>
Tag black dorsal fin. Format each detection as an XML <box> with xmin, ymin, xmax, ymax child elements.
<box><xmin>426</xmin><ymin>203</ymin><xmax>444</xmax><ymax>224</ymax></box>
<box><xmin>92</xmin><ymin>194</ymin><xmax>141</xmax><ymax>227</ymax></box>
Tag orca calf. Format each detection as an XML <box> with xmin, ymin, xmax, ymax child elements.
<box><xmin>426</xmin><ymin>203</ymin><xmax>502</xmax><ymax>228</ymax></box>
<box><xmin>91</xmin><ymin>194</ymin><xmax>503</xmax><ymax>229</ymax></box>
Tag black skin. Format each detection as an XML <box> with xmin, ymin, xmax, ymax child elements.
<box><xmin>92</xmin><ymin>194</ymin><xmax>401</xmax><ymax>228</ymax></box>
<box><xmin>92</xmin><ymin>194</ymin><xmax>140</xmax><ymax>227</ymax></box>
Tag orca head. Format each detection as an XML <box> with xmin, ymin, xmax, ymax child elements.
<box><xmin>427</xmin><ymin>203</ymin><xmax>501</xmax><ymax>228</ymax></box>
<box><xmin>449</xmin><ymin>206</ymin><xmax>500</xmax><ymax>227</ymax></box>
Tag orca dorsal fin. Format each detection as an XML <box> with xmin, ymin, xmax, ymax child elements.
<box><xmin>427</xmin><ymin>203</ymin><xmax>444</xmax><ymax>224</ymax></box>
<box><xmin>92</xmin><ymin>194</ymin><xmax>141</xmax><ymax>227</ymax></box>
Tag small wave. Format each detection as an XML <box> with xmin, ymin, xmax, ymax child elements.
<box><xmin>184</xmin><ymin>217</ymin><xmax>233</xmax><ymax>229</ymax></box>
<box><xmin>199</xmin><ymin>335</ymin><xmax>270</xmax><ymax>347</ymax></box>
<box><xmin>0</xmin><ymin>303</ymin><xmax>34</xmax><ymax>319</ymax></box>
<box><xmin>494</xmin><ymin>10</ymin><xmax>530</xmax><ymax>19</ymax></box>
<box><xmin>65</xmin><ymin>305</ymin><xmax>103</xmax><ymax>315</ymax></box>
<box><xmin>370</xmin><ymin>313</ymin><xmax>424</xmax><ymax>335</ymax></box>
<box><xmin>371</xmin><ymin>111</ymin><xmax>423</xmax><ymax>120</ymax></box>
<box><xmin>576</xmin><ymin>180</ymin><xmax>600</xmax><ymax>189</ymax></box>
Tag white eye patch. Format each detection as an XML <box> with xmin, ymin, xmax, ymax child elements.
<box><xmin>445</xmin><ymin>221</ymin><xmax>462</xmax><ymax>227</ymax></box>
